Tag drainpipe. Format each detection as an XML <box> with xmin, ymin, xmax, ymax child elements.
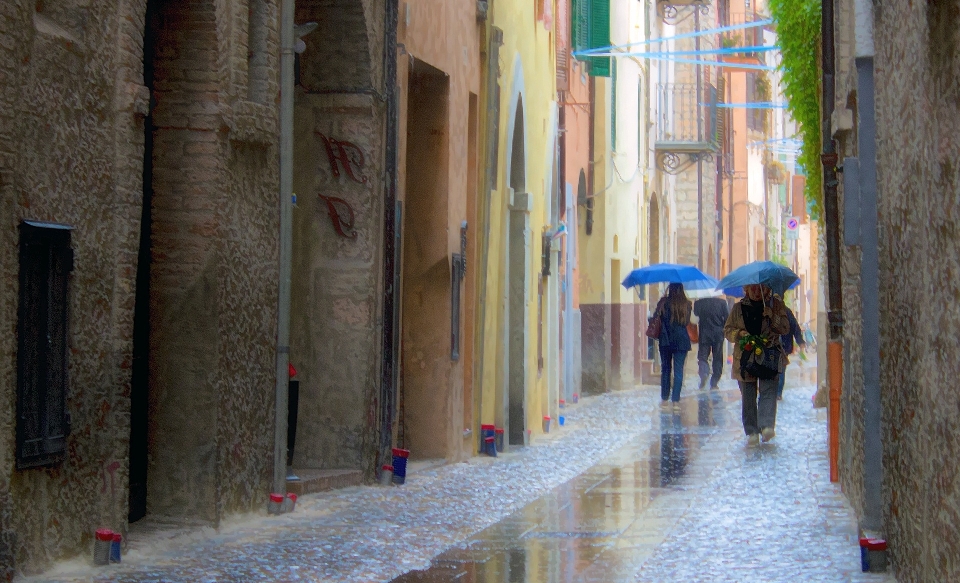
<box><xmin>273</xmin><ymin>0</ymin><xmax>295</xmax><ymax>495</ymax></box>
<box><xmin>820</xmin><ymin>0</ymin><xmax>843</xmax><ymax>486</ymax></box>
<box><xmin>379</xmin><ymin>0</ymin><xmax>400</xmax><ymax>473</ymax></box>
<box><xmin>476</xmin><ymin>3</ymin><xmax>502</xmax><ymax>445</ymax></box>
<box><xmin>854</xmin><ymin>0</ymin><xmax>882</xmax><ymax>534</ymax></box>
<box><xmin>694</xmin><ymin>10</ymin><xmax>703</xmax><ymax>270</ymax></box>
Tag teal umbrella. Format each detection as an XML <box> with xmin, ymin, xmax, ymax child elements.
<box><xmin>716</xmin><ymin>261</ymin><xmax>799</xmax><ymax>296</ymax></box>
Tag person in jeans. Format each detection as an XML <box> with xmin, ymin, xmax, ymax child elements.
<box><xmin>777</xmin><ymin>304</ymin><xmax>806</xmax><ymax>400</ymax></box>
<box><xmin>655</xmin><ymin>283</ymin><xmax>693</xmax><ymax>411</ymax></box>
<box><xmin>723</xmin><ymin>284</ymin><xmax>790</xmax><ymax>445</ymax></box>
<box><xmin>694</xmin><ymin>295</ymin><xmax>730</xmax><ymax>390</ymax></box>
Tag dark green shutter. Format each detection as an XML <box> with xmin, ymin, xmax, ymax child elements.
<box><xmin>572</xmin><ymin>0</ymin><xmax>611</xmax><ymax>77</ymax></box>
<box><xmin>586</xmin><ymin>0</ymin><xmax>610</xmax><ymax>77</ymax></box>
<box><xmin>572</xmin><ymin>0</ymin><xmax>589</xmax><ymax>53</ymax></box>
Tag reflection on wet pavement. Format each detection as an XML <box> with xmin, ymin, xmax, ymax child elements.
<box><xmin>391</xmin><ymin>379</ymin><xmax>894</xmax><ymax>583</ymax></box>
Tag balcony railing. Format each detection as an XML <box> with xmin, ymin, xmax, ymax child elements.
<box><xmin>654</xmin><ymin>83</ymin><xmax>718</xmax><ymax>174</ymax></box>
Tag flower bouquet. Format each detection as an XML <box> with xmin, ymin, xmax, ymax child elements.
<box><xmin>738</xmin><ymin>334</ymin><xmax>770</xmax><ymax>356</ymax></box>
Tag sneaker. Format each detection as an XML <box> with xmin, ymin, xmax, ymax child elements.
<box><xmin>761</xmin><ymin>427</ymin><xmax>776</xmax><ymax>442</ymax></box>
<box><xmin>709</xmin><ymin>384</ymin><xmax>720</xmax><ymax>391</ymax></box>
<box><xmin>660</xmin><ymin>400</ymin><xmax>671</xmax><ymax>410</ymax></box>
<box><xmin>672</xmin><ymin>401</ymin><xmax>681</xmax><ymax>412</ymax></box>
<box><xmin>747</xmin><ymin>434</ymin><xmax>760</xmax><ymax>447</ymax></box>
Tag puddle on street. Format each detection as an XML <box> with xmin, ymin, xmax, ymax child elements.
<box><xmin>391</xmin><ymin>389</ymin><xmax>737</xmax><ymax>583</ymax></box>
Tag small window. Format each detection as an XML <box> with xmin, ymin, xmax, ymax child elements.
<box><xmin>17</xmin><ymin>221</ymin><xmax>73</xmax><ymax>469</ymax></box>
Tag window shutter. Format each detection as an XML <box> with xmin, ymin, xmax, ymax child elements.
<box><xmin>715</xmin><ymin>76</ymin><xmax>726</xmax><ymax>146</ymax></box>
<box><xmin>586</xmin><ymin>0</ymin><xmax>610</xmax><ymax>77</ymax></box>
<box><xmin>556</xmin><ymin>0</ymin><xmax>569</xmax><ymax>90</ymax></box>
<box><xmin>573</xmin><ymin>0</ymin><xmax>589</xmax><ymax>53</ymax></box>
<box><xmin>17</xmin><ymin>222</ymin><xmax>72</xmax><ymax>469</ymax></box>
<box><xmin>45</xmin><ymin>244</ymin><xmax>72</xmax><ymax>450</ymax></box>
<box><xmin>17</xmin><ymin>236</ymin><xmax>44</xmax><ymax>462</ymax></box>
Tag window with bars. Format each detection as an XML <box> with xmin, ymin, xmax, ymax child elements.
<box><xmin>17</xmin><ymin>221</ymin><xmax>73</xmax><ymax>469</ymax></box>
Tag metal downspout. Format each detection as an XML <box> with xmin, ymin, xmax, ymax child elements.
<box><xmin>821</xmin><ymin>0</ymin><xmax>844</xmax><ymax>486</ymax></box>
<box><xmin>475</xmin><ymin>2</ymin><xmax>502</xmax><ymax>444</ymax></box>
<box><xmin>379</xmin><ymin>0</ymin><xmax>400</xmax><ymax>471</ymax></box>
<box><xmin>695</xmin><ymin>10</ymin><xmax>703</xmax><ymax>270</ymax></box>
<box><xmin>854</xmin><ymin>0</ymin><xmax>882</xmax><ymax>534</ymax></box>
<box><xmin>273</xmin><ymin>0</ymin><xmax>295</xmax><ymax>495</ymax></box>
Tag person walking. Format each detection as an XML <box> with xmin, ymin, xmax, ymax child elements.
<box><xmin>777</xmin><ymin>304</ymin><xmax>806</xmax><ymax>400</ymax></box>
<box><xmin>655</xmin><ymin>283</ymin><xmax>693</xmax><ymax>411</ymax></box>
<box><xmin>693</xmin><ymin>294</ymin><xmax>729</xmax><ymax>390</ymax></box>
<box><xmin>724</xmin><ymin>284</ymin><xmax>790</xmax><ymax>445</ymax></box>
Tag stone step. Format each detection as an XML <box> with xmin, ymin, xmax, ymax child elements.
<box><xmin>286</xmin><ymin>469</ymin><xmax>363</xmax><ymax>496</ymax></box>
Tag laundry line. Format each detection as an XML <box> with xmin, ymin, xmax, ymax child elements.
<box><xmin>573</xmin><ymin>19</ymin><xmax>774</xmax><ymax>56</ymax></box>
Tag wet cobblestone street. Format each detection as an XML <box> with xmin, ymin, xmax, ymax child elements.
<box><xmin>25</xmin><ymin>362</ymin><xmax>896</xmax><ymax>583</ymax></box>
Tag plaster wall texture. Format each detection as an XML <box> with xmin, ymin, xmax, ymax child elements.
<box><xmin>578</xmin><ymin>76</ymin><xmax>610</xmax><ymax>396</ymax></box>
<box><xmin>394</xmin><ymin>0</ymin><xmax>480</xmax><ymax>461</ymax></box>
<box><xmin>477</xmin><ymin>0</ymin><xmax>558</xmax><ymax>437</ymax></box>
<box><xmin>834</xmin><ymin>1</ymin><xmax>960</xmax><ymax>580</ymax></box>
<box><xmin>1</xmin><ymin>0</ymin><xmax>282</xmax><ymax>575</ymax></box>
<box><xmin>559</xmin><ymin>3</ymin><xmax>590</xmax><ymax>403</ymax></box>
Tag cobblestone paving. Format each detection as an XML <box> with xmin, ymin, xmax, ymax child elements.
<box><xmin>630</xmin><ymin>383</ymin><xmax>896</xmax><ymax>583</ymax></box>
<box><xmin>26</xmin><ymin>383</ymin><xmax>663</xmax><ymax>582</ymax></box>
<box><xmin>25</xmin><ymin>364</ymin><xmax>897</xmax><ymax>583</ymax></box>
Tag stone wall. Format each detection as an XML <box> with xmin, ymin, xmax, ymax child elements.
<box><xmin>874</xmin><ymin>2</ymin><xmax>960</xmax><ymax>580</ymax></box>
<box><xmin>0</xmin><ymin>0</ymin><xmax>282</xmax><ymax>575</ymax></box>
<box><xmin>834</xmin><ymin>1</ymin><xmax>960</xmax><ymax>580</ymax></box>
<box><xmin>290</xmin><ymin>0</ymin><xmax>385</xmax><ymax>477</ymax></box>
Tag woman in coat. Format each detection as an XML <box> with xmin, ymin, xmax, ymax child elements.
<box><xmin>723</xmin><ymin>284</ymin><xmax>790</xmax><ymax>445</ymax></box>
<box><xmin>655</xmin><ymin>283</ymin><xmax>693</xmax><ymax>411</ymax></box>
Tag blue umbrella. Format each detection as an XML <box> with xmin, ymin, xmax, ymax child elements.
<box><xmin>716</xmin><ymin>261</ymin><xmax>799</xmax><ymax>296</ymax></box>
<box><xmin>723</xmin><ymin>277</ymin><xmax>800</xmax><ymax>298</ymax></box>
<box><xmin>621</xmin><ymin>263</ymin><xmax>718</xmax><ymax>290</ymax></box>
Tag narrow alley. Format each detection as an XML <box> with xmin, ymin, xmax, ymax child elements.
<box><xmin>27</xmin><ymin>363</ymin><xmax>893</xmax><ymax>583</ymax></box>
<box><xmin>5</xmin><ymin>0</ymin><xmax>958</xmax><ymax>580</ymax></box>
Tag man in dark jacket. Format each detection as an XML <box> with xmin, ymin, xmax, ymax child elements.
<box><xmin>693</xmin><ymin>295</ymin><xmax>729</xmax><ymax>390</ymax></box>
<box><xmin>778</xmin><ymin>305</ymin><xmax>806</xmax><ymax>399</ymax></box>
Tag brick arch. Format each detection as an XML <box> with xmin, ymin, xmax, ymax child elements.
<box><xmin>296</xmin><ymin>0</ymin><xmax>374</xmax><ymax>92</ymax></box>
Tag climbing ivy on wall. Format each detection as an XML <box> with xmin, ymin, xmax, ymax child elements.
<box><xmin>769</xmin><ymin>0</ymin><xmax>822</xmax><ymax>219</ymax></box>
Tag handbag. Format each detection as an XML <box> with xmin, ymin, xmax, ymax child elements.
<box><xmin>687</xmin><ymin>323</ymin><xmax>699</xmax><ymax>343</ymax></box>
<box><xmin>740</xmin><ymin>344</ymin><xmax>781</xmax><ymax>380</ymax></box>
<box><xmin>645</xmin><ymin>315</ymin><xmax>662</xmax><ymax>339</ymax></box>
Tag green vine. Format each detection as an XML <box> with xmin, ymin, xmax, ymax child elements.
<box><xmin>769</xmin><ymin>0</ymin><xmax>822</xmax><ymax>219</ymax></box>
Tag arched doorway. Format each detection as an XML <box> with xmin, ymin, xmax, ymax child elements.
<box><xmin>505</xmin><ymin>98</ymin><xmax>529</xmax><ymax>447</ymax></box>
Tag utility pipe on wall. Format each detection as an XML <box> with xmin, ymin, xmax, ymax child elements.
<box><xmin>854</xmin><ymin>0</ymin><xmax>883</xmax><ymax>534</ymax></box>
<box><xmin>273</xmin><ymin>0</ymin><xmax>295</xmax><ymax>496</ymax></box>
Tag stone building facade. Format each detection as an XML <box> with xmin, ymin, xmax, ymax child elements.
<box><xmin>289</xmin><ymin>0</ymin><xmax>389</xmax><ymax>479</ymax></box>
<box><xmin>0</xmin><ymin>0</ymin><xmax>282</xmax><ymax>576</ymax></box>
<box><xmin>833</xmin><ymin>0</ymin><xmax>960</xmax><ymax>580</ymax></box>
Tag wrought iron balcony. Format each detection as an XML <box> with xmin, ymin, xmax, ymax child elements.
<box><xmin>656</xmin><ymin>0</ymin><xmax>710</xmax><ymax>23</ymax></box>
<box><xmin>654</xmin><ymin>82</ymin><xmax>718</xmax><ymax>174</ymax></box>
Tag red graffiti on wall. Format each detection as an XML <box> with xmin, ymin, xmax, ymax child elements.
<box><xmin>317</xmin><ymin>133</ymin><xmax>368</xmax><ymax>184</ymax></box>
<box><xmin>101</xmin><ymin>461</ymin><xmax>120</xmax><ymax>495</ymax></box>
<box><xmin>318</xmin><ymin>193</ymin><xmax>358</xmax><ymax>239</ymax></box>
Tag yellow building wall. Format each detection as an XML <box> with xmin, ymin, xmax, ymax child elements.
<box><xmin>478</xmin><ymin>0</ymin><xmax>558</xmax><ymax>443</ymax></box>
